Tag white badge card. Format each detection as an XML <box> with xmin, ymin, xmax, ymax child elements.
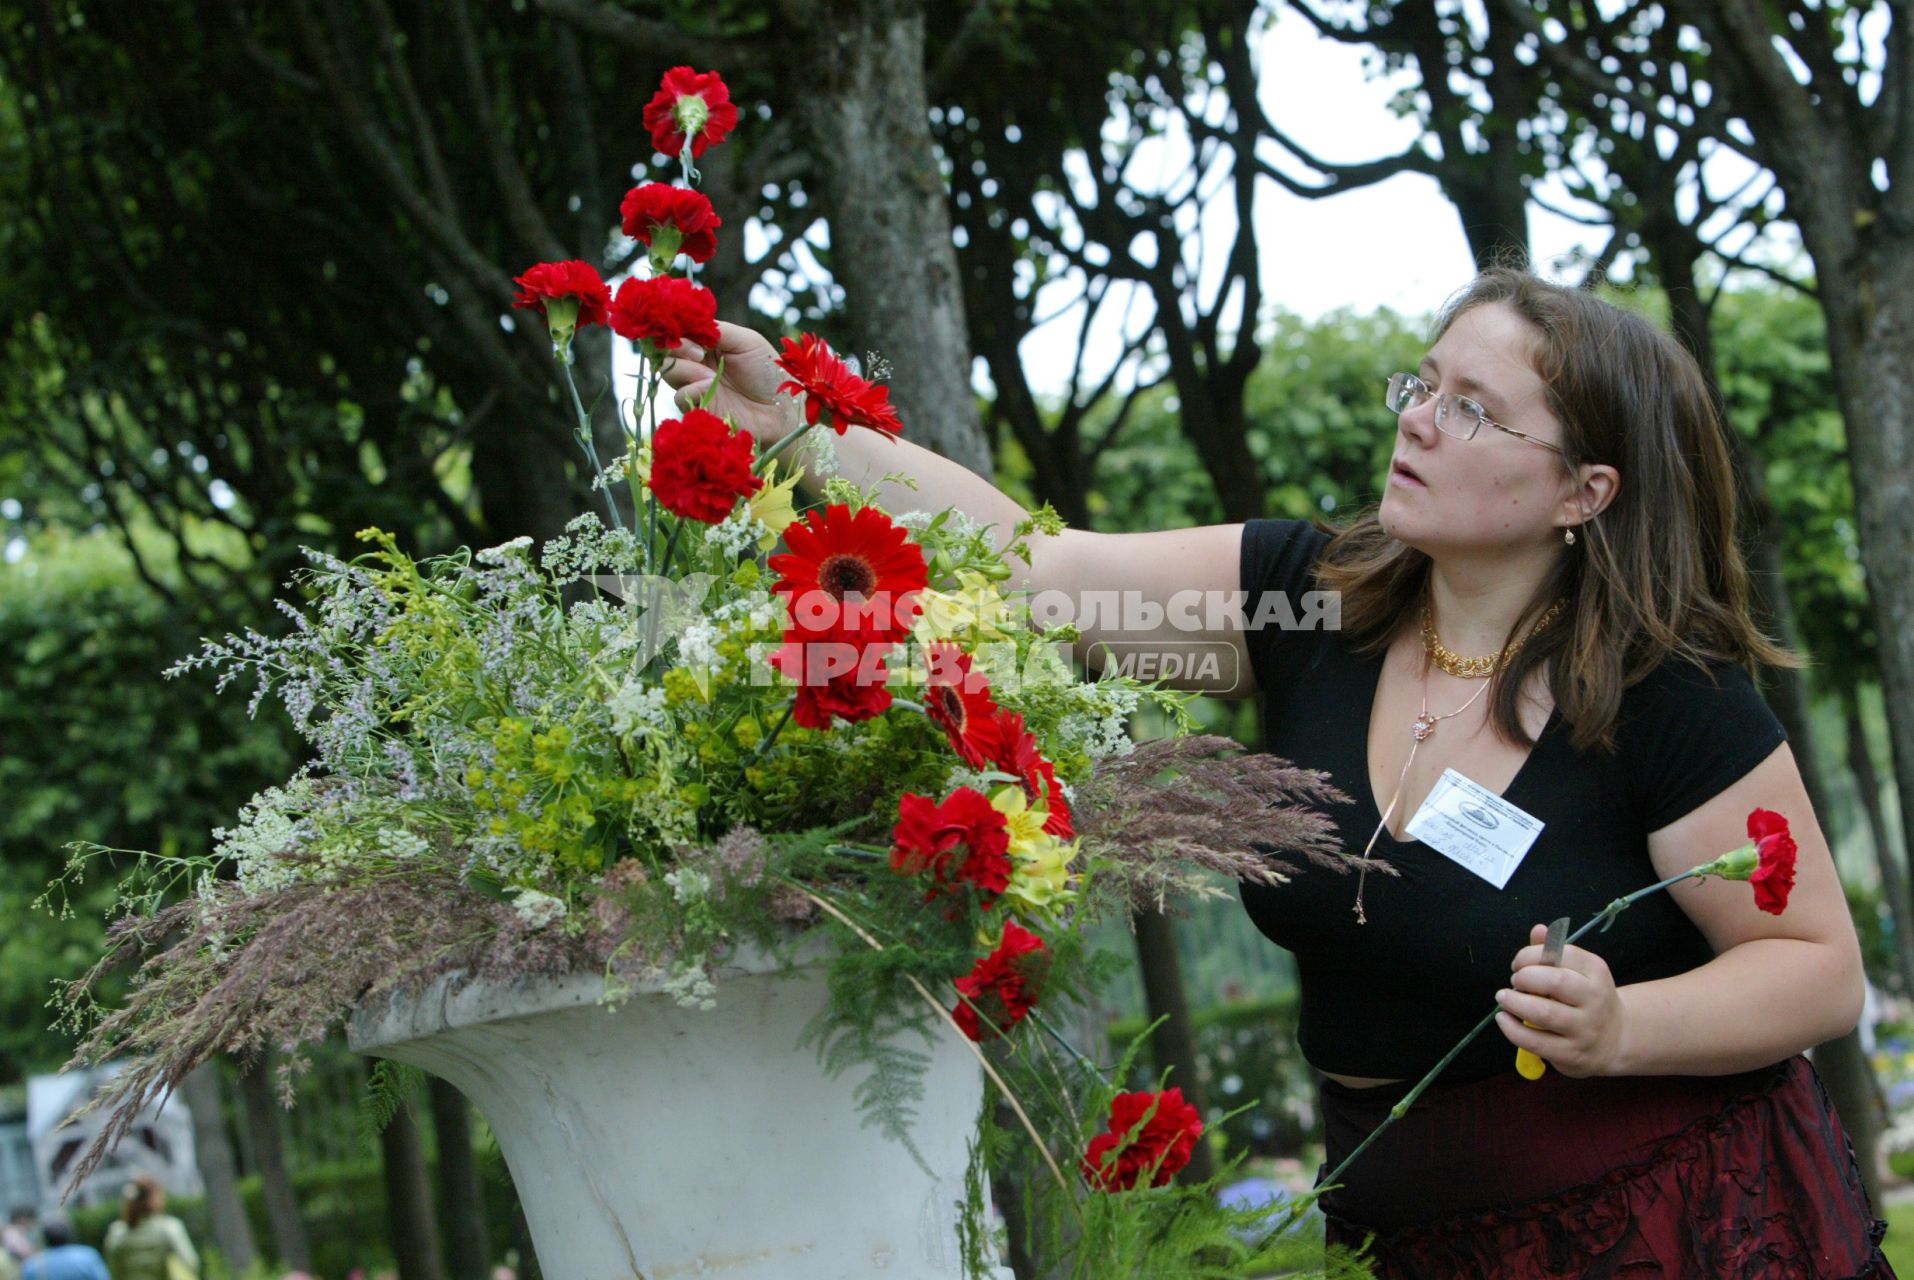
<box><xmin>1404</xmin><ymin>768</ymin><xmax>1545</xmax><ymax>889</ymax></box>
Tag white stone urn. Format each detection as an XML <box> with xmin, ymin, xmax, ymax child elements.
<box><xmin>348</xmin><ymin>945</ymin><xmax>1014</xmax><ymax>1280</ymax></box>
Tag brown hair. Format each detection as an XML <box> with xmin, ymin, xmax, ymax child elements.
<box><xmin>121</xmin><ymin>1173</ymin><xmax>163</xmax><ymax>1227</ymax></box>
<box><xmin>1315</xmin><ymin>267</ymin><xmax>1793</xmax><ymax>753</ymax></box>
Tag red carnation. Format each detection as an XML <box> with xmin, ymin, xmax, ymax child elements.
<box><xmin>765</xmin><ymin>640</ymin><xmax>896</xmax><ymax>730</ymax></box>
<box><xmin>1747</xmin><ymin>808</ymin><xmax>1798</xmax><ymax>915</ymax></box>
<box><xmin>890</xmin><ymin>787</ymin><xmax>1013</xmax><ymax>905</ymax></box>
<box><xmin>649</xmin><ymin>409</ymin><xmax>763</xmax><ymax>524</ymax></box>
<box><xmin>609</xmin><ymin>275</ymin><xmax>721</xmax><ymax>352</ymax></box>
<box><xmin>620</xmin><ymin>184</ymin><xmax>723</xmax><ymax>265</ymax></box>
<box><xmin>982</xmin><ymin>709</ymin><xmax>1074</xmax><ymax>839</ymax></box>
<box><xmin>774</xmin><ymin>333</ymin><xmax>905</xmax><ymax>438</ymax></box>
<box><xmin>1081</xmin><ymin>1088</ymin><xmax>1204</xmax><ymax>1192</ymax></box>
<box><xmin>644</xmin><ymin>66</ymin><xmax>740</xmax><ymax>160</ymax></box>
<box><xmin>789</xmin><ymin>666</ymin><xmax>893</xmax><ymax>729</ymax></box>
<box><xmin>922</xmin><ymin>642</ymin><xmax>1000</xmax><ymax>769</ymax></box>
<box><xmin>511</xmin><ymin>260</ymin><xmax>612</xmax><ymax>348</ymax></box>
<box><xmin>952</xmin><ymin>921</ymin><xmax>1050</xmax><ymax>1042</ymax></box>
<box><xmin>769</xmin><ymin>504</ymin><xmax>927</xmax><ymax>647</ymax></box>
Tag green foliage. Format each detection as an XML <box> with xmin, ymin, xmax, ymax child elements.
<box><xmin>1109</xmin><ymin>992</ymin><xmax>1316</xmax><ymax>1159</ymax></box>
<box><xmin>359</xmin><ymin>1059</ymin><xmax>430</xmax><ymax>1141</ymax></box>
<box><xmin>1711</xmin><ymin>286</ymin><xmax>1873</xmax><ymax>687</ymax></box>
<box><xmin>0</xmin><ymin>529</ymin><xmax>295</xmax><ymax>1080</ymax></box>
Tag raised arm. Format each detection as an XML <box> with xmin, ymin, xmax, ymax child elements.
<box><xmin>661</xmin><ymin>323</ymin><xmax>1259</xmax><ymax>699</ymax></box>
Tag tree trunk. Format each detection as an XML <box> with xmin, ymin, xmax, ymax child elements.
<box><xmin>236</xmin><ymin>1053</ymin><xmax>313</xmax><ymax>1272</ymax></box>
<box><xmin>379</xmin><ymin>1089</ymin><xmax>448</xmax><ymax>1280</ymax></box>
<box><xmin>1130</xmin><ymin>909</ymin><xmax>1215</xmax><ymax>1186</ymax></box>
<box><xmin>428</xmin><ymin>1078</ymin><xmax>491</xmax><ymax>1280</ymax></box>
<box><xmin>1850</xmin><ymin>696</ymin><xmax>1914</xmax><ymax>995</ymax></box>
<box><xmin>1814</xmin><ymin>1028</ymin><xmax>1887</xmax><ymax>1209</ymax></box>
<box><xmin>793</xmin><ymin>0</ymin><xmax>987</xmax><ymax>475</ymax></box>
<box><xmin>180</xmin><ymin>1060</ymin><xmax>258</xmax><ymax>1275</ymax></box>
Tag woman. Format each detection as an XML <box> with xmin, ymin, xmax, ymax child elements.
<box><xmin>663</xmin><ymin>268</ymin><xmax>1887</xmax><ymax>1277</ymax></box>
<box><xmin>103</xmin><ymin>1177</ymin><xmax>196</xmax><ymax>1280</ymax></box>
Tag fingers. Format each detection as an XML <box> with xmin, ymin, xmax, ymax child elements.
<box><xmin>1496</xmin><ymin>1009</ymin><xmax>1569</xmax><ymax>1054</ymax></box>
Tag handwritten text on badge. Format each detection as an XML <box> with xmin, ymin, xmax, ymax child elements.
<box><xmin>1404</xmin><ymin>768</ymin><xmax>1545</xmax><ymax>889</ymax></box>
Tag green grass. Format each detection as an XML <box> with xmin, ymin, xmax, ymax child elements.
<box><xmin>1886</xmin><ymin>1199</ymin><xmax>1914</xmax><ymax>1275</ymax></box>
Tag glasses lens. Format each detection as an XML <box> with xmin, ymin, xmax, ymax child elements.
<box><xmin>1435</xmin><ymin>396</ymin><xmax>1483</xmax><ymax>441</ymax></box>
<box><xmin>1385</xmin><ymin>373</ymin><xmax>1421</xmax><ymax>414</ymax></box>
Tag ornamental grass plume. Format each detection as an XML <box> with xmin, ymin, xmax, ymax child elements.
<box><xmin>1067</xmin><ymin>733</ymin><xmax>1386</xmax><ymax>913</ymax></box>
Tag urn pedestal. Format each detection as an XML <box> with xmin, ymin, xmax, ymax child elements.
<box><xmin>348</xmin><ymin>950</ymin><xmax>1012</xmax><ymax>1280</ymax></box>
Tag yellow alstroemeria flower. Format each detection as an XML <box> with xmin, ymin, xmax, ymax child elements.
<box><xmin>633</xmin><ymin>440</ymin><xmax>655</xmax><ymax>492</ymax></box>
<box><xmin>748</xmin><ymin>458</ymin><xmax>802</xmax><ymax>551</ymax></box>
<box><xmin>912</xmin><ymin>570</ymin><xmax>1014</xmax><ymax>647</ymax></box>
<box><xmin>990</xmin><ymin>785</ymin><xmax>1078</xmax><ymax>914</ymax></box>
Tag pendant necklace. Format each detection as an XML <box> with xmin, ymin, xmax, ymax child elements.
<box><xmin>1352</xmin><ymin>673</ymin><xmax>1491</xmax><ymax>924</ymax></box>
<box><xmin>1352</xmin><ymin>597</ymin><xmax>1568</xmax><ymax>924</ymax></box>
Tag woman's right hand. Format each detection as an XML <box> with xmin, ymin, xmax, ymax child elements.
<box><xmin>659</xmin><ymin>321</ymin><xmax>794</xmax><ymax>447</ymax></box>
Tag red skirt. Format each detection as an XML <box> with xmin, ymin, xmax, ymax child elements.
<box><xmin>1316</xmin><ymin>1054</ymin><xmax>1892</xmax><ymax>1278</ymax></box>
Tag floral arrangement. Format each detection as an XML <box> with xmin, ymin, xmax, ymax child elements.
<box><xmin>47</xmin><ymin>65</ymin><xmax>1372</xmax><ymax>1278</ymax></box>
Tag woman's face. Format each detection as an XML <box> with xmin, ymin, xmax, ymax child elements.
<box><xmin>1378</xmin><ymin>301</ymin><xmax>1578</xmax><ymax>557</ymax></box>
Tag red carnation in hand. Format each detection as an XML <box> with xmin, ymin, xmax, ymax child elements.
<box><xmin>890</xmin><ymin>787</ymin><xmax>1013</xmax><ymax>905</ymax></box>
<box><xmin>609</xmin><ymin>275</ymin><xmax>721</xmax><ymax>353</ymax></box>
<box><xmin>644</xmin><ymin>66</ymin><xmax>740</xmax><ymax>159</ymax></box>
<box><xmin>769</xmin><ymin>504</ymin><xmax>927</xmax><ymax>647</ymax></box>
<box><xmin>922</xmin><ymin>642</ymin><xmax>1000</xmax><ymax>769</ymax></box>
<box><xmin>620</xmin><ymin>184</ymin><xmax>723</xmax><ymax>265</ymax></box>
<box><xmin>1081</xmin><ymin>1088</ymin><xmax>1204</xmax><ymax>1191</ymax></box>
<box><xmin>952</xmin><ymin>921</ymin><xmax>1050</xmax><ymax>1042</ymax></box>
<box><xmin>511</xmin><ymin>261</ymin><xmax>612</xmax><ymax>349</ymax></box>
<box><xmin>982</xmin><ymin>709</ymin><xmax>1074</xmax><ymax>839</ymax></box>
<box><xmin>649</xmin><ymin>409</ymin><xmax>763</xmax><ymax>523</ymax></box>
<box><xmin>1747</xmin><ymin>808</ymin><xmax>1798</xmax><ymax>915</ymax></box>
<box><xmin>774</xmin><ymin>333</ymin><xmax>905</xmax><ymax>438</ymax></box>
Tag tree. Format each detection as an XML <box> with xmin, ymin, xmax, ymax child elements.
<box><xmin>1508</xmin><ymin>0</ymin><xmax>1914</xmax><ymax>1038</ymax></box>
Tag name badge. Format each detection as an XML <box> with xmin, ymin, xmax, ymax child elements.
<box><xmin>1404</xmin><ymin>768</ymin><xmax>1545</xmax><ymax>889</ymax></box>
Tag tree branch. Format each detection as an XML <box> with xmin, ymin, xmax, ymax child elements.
<box><xmin>530</xmin><ymin>0</ymin><xmax>765</xmax><ymax>71</ymax></box>
<box><xmin>448</xmin><ymin>0</ymin><xmax>568</xmax><ymax>263</ymax></box>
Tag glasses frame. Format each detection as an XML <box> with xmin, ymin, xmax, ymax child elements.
<box><xmin>1384</xmin><ymin>372</ymin><xmax>1565</xmax><ymax>455</ymax></box>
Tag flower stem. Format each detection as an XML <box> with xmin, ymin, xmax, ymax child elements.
<box><xmin>1027</xmin><ymin>1008</ymin><xmax>1100</xmax><ymax>1074</ymax></box>
<box><xmin>751</xmin><ymin>699</ymin><xmax>796</xmax><ymax>761</ymax></box>
<box><xmin>788</xmin><ymin>882</ymin><xmax>1082</xmax><ymax>1217</ymax></box>
<box><xmin>561</xmin><ymin>358</ymin><xmax>626</xmax><ymax>535</ymax></box>
<box><xmin>754</xmin><ymin>418</ymin><xmax>815</xmax><ymax>476</ymax></box>
<box><xmin>1296</xmin><ymin>863</ymin><xmax>1710</xmax><ymax>1233</ymax></box>
<box><xmin>657</xmin><ymin>521</ymin><xmax>684</xmax><ymax>580</ymax></box>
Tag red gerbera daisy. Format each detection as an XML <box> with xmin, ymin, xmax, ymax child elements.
<box><xmin>982</xmin><ymin>708</ymin><xmax>1074</xmax><ymax>839</ymax></box>
<box><xmin>649</xmin><ymin>409</ymin><xmax>763</xmax><ymax>524</ymax></box>
<box><xmin>922</xmin><ymin>642</ymin><xmax>1000</xmax><ymax>768</ymax></box>
<box><xmin>644</xmin><ymin>66</ymin><xmax>740</xmax><ymax>159</ymax></box>
<box><xmin>769</xmin><ymin>504</ymin><xmax>927</xmax><ymax>647</ymax></box>
<box><xmin>620</xmin><ymin>184</ymin><xmax>723</xmax><ymax>265</ymax></box>
<box><xmin>511</xmin><ymin>260</ymin><xmax>612</xmax><ymax>348</ymax></box>
<box><xmin>889</xmin><ymin>787</ymin><xmax>1012</xmax><ymax>905</ymax></box>
<box><xmin>773</xmin><ymin>333</ymin><xmax>905</xmax><ymax>438</ymax></box>
<box><xmin>608</xmin><ymin>275</ymin><xmax>721</xmax><ymax>353</ymax></box>
<box><xmin>952</xmin><ymin>921</ymin><xmax>1050</xmax><ymax>1042</ymax></box>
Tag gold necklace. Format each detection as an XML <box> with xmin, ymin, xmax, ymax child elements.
<box><xmin>1420</xmin><ymin>596</ymin><xmax>1569</xmax><ymax>679</ymax></box>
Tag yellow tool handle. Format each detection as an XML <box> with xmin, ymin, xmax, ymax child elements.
<box><xmin>1515</xmin><ymin>1034</ymin><xmax>1547</xmax><ymax>1080</ymax></box>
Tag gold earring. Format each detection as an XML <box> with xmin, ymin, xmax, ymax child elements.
<box><xmin>1563</xmin><ymin>527</ymin><xmax>1577</xmax><ymax>546</ymax></box>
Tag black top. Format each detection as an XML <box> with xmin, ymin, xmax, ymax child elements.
<box><xmin>1238</xmin><ymin>518</ymin><xmax>1788</xmax><ymax>1083</ymax></box>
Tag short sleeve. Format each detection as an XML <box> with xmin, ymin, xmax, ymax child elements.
<box><xmin>1620</xmin><ymin>660</ymin><xmax>1789</xmax><ymax>832</ymax></box>
<box><xmin>1239</xmin><ymin>518</ymin><xmax>1331</xmax><ymax>700</ymax></box>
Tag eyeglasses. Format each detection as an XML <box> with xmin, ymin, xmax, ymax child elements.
<box><xmin>1384</xmin><ymin>372</ymin><xmax>1565</xmax><ymax>454</ymax></box>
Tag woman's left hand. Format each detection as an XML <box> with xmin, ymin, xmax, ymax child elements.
<box><xmin>1495</xmin><ymin>922</ymin><xmax>1629</xmax><ymax>1078</ymax></box>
